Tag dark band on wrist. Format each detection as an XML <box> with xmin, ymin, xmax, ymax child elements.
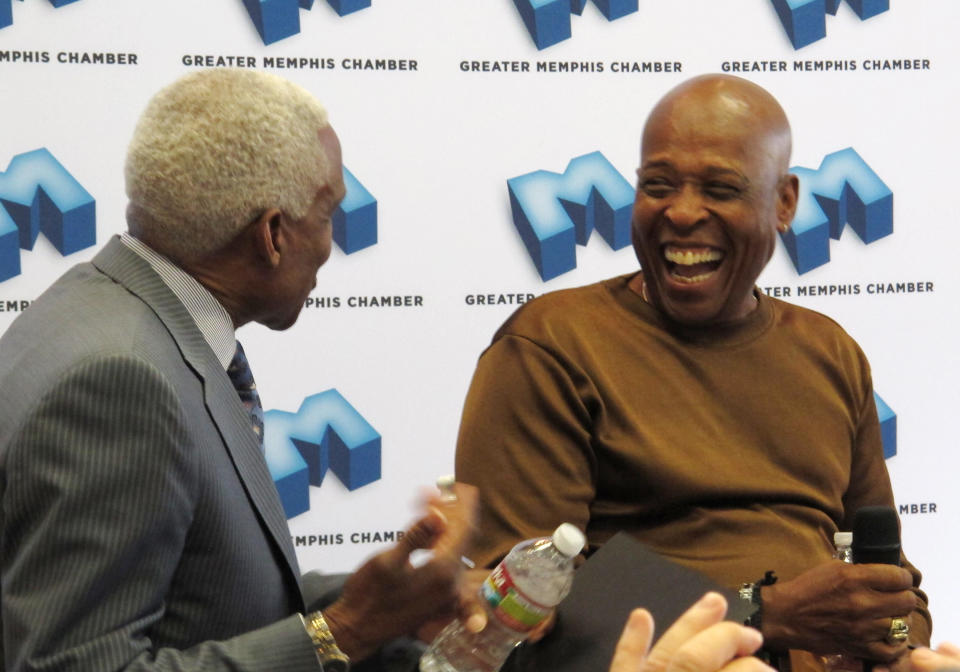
<box><xmin>743</xmin><ymin>571</ymin><xmax>777</xmax><ymax>627</ymax></box>
<box><xmin>739</xmin><ymin>571</ymin><xmax>778</xmax><ymax>665</ymax></box>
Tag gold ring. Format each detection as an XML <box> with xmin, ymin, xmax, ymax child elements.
<box><xmin>886</xmin><ymin>617</ymin><xmax>910</xmax><ymax>645</ymax></box>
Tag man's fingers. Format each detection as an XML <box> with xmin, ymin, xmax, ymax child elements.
<box><xmin>646</xmin><ymin>592</ymin><xmax>729</xmax><ymax>670</ymax></box>
<box><xmin>429</xmin><ymin>484</ymin><xmax>479</xmax><ymax>561</ymax></box>
<box><xmin>386</xmin><ymin>509</ymin><xmax>447</xmax><ymax>569</ymax></box>
<box><xmin>526</xmin><ymin>610</ymin><xmax>557</xmax><ymax>643</ymax></box>
<box><xmin>608</xmin><ymin>597</ymin><xmax>770</xmax><ymax>672</ymax></box>
<box><xmin>668</xmin><ymin>622</ymin><xmax>764</xmax><ymax>672</ymax></box>
<box><xmin>863</xmin><ymin>639</ymin><xmax>910</xmax><ymax>665</ymax></box>
<box><xmin>936</xmin><ymin>642</ymin><xmax>960</xmax><ymax>658</ymax></box>
<box><xmin>608</xmin><ymin>609</ymin><xmax>655</xmax><ymax>672</ymax></box>
<box><xmin>854</xmin><ymin>565</ymin><xmax>914</xmax><ymax>592</ymax></box>
<box><xmin>910</xmin><ymin>647</ymin><xmax>960</xmax><ymax>672</ymax></box>
<box><xmin>387</xmin><ymin>483</ymin><xmax>479</xmax><ymax>568</ymax></box>
<box><xmin>456</xmin><ymin>568</ymin><xmax>490</xmax><ymax>634</ymax></box>
<box><xmin>710</xmin><ymin>654</ymin><xmax>777</xmax><ymax>672</ymax></box>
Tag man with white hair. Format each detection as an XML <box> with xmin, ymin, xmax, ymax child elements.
<box><xmin>0</xmin><ymin>69</ymin><xmax>476</xmax><ymax>672</ymax></box>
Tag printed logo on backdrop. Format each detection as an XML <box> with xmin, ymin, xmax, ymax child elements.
<box><xmin>508</xmin><ymin>151</ymin><xmax>633</xmax><ymax>282</ymax></box>
<box><xmin>242</xmin><ymin>0</ymin><xmax>371</xmax><ymax>45</ymax></box>
<box><xmin>1</xmin><ymin>0</ymin><xmax>81</xmax><ymax>31</ymax></box>
<box><xmin>780</xmin><ymin>147</ymin><xmax>891</xmax><ymax>275</ymax></box>
<box><xmin>334</xmin><ymin>166</ymin><xmax>377</xmax><ymax>254</ymax></box>
<box><xmin>879</xmin><ymin>391</ymin><xmax>935</xmax><ymax>515</ymax></box>
<box><xmin>0</xmin><ymin>148</ymin><xmax>95</xmax><ymax>283</ymax></box>
<box><xmin>771</xmin><ymin>0</ymin><xmax>889</xmax><ymax>50</ymax></box>
<box><xmin>514</xmin><ymin>0</ymin><xmax>638</xmax><ymax>50</ymax></box>
<box><xmin>265</xmin><ymin>390</ymin><xmax>381</xmax><ymax>519</ymax></box>
<box><xmin>875</xmin><ymin>392</ymin><xmax>896</xmax><ymax>459</ymax></box>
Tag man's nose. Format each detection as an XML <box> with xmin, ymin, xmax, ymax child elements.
<box><xmin>664</xmin><ymin>184</ymin><xmax>708</xmax><ymax>230</ymax></box>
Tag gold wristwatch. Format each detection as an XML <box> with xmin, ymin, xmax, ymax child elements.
<box><xmin>301</xmin><ymin>611</ymin><xmax>350</xmax><ymax>671</ymax></box>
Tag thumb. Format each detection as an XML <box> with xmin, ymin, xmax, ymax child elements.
<box><xmin>384</xmin><ymin>508</ymin><xmax>447</xmax><ymax>569</ymax></box>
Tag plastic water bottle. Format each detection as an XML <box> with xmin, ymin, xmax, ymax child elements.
<box><xmin>833</xmin><ymin>531</ymin><xmax>853</xmax><ymax>564</ymax></box>
<box><xmin>419</xmin><ymin>523</ymin><xmax>585</xmax><ymax>672</ymax></box>
<box><xmin>822</xmin><ymin>532</ymin><xmax>862</xmax><ymax>672</ymax></box>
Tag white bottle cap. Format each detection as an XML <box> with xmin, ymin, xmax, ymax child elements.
<box><xmin>834</xmin><ymin>531</ymin><xmax>853</xmax><ymax>546</ymax></box>
<box><xmin>552</xmin><ymin>523</ymin><xmax>586</xmax><ymax>557</ymax></box>
<box><xmin>436</xmin><ymin>474</ymin><xmax>456</xmax><ymax>491</ymax></box>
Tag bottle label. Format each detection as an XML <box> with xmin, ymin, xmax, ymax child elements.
<box><xmin>481</xmin><ymin>563</ymin><xmax>551</xmax><ymax>632</ymax></box>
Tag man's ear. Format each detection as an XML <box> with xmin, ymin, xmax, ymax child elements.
<box><xmin>775</xmin><ymin>173</ymin><xmax>799</xmax><ymax>234</ymax></box>
<box><xmin>251</xmin><ymin>208</ymin><xmax>284</xmax><ymax>267</ymax></box>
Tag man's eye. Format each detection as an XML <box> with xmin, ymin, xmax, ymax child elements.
<box><xmin>704</xmin><ymin>183</ymin><xmax>741</xmax><ymax>200</ymax></box>
<box><xmin>640</xmin><ymin>179</ymin><xmax>673</xmax><ymax>197</ymax></box>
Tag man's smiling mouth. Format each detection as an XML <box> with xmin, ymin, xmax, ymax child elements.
<box><xmin>663</xmin><ymin>245</ymin><xmax>724</xmax><ymax>284</ymax></box>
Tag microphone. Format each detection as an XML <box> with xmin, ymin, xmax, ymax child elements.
<box><xmin>851</xmin><ymin>506</ymin><xmax>901</xmax><ymax>566</ymax></box>
<box><xmin>851</xmin><ymin>507</ymin><xmax>905</xmax><ymax>670</ymax></box>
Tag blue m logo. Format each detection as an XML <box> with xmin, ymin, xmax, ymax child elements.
<box><xmin>241</xmin><ymin>0</ymin><xmax>371</xmax><ymax>45</ymax></box>
<box><xmin>781</xmin><ymin>148</ymin><xmax>891</xmax><ymax>275</ymax></box>
<box><xmin>513</xmin><ymin>0</ymin><xmax>637</xmax><ymax>50</ymax></box>
<box><xmin>0</xmin><ymin>148</ymin><xmax>96</xmax><ymax>283</ymax></box>
<box><xmin>770</xmin><ymin>0</ymin><xmax>889</xmax><ymax>49</ymax></box>
<box><xmin>1</xmin><ymin>0</ymin><xmax>82</xmax><ymax>30</ymax></box>
<box><xmin>334</xmin><ymin>166</ymin><xmax>377</xmax><ymax>255</ymax></box>
<box><xmin>265</xmin><ymin>390</ymin><xmax>381</xmax><ymax>519</ymax></box>
<box><xmin>508</xmin><ymin>151</ymin><xmax>634</xmax><ymax>282</ymax></box>
<box><xmin>875</xmin><ymin>392</ymin><xmax>896</xmax><ymax>459</ymax></box>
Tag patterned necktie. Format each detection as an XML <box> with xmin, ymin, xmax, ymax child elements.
<box><xmin>227</xmin><ymin>341</ymin><xmax>264</xmax><ymax>446</ymax></box>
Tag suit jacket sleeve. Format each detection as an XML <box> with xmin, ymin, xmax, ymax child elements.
<box><xmin>2</xmin><ymin>353</ymin><xmax>320</xmax><ymax>671</ymax></box>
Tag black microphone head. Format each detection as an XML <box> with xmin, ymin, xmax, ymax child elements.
<box><xmin>852</xmin><ymin>505</ymin><xmax>901</xmax><ymax>566</ymax></box>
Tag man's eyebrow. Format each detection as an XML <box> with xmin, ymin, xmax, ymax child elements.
<box><xmin>704</xmin><ymin>166</ymin><xmax>751</xmax><ymax>184</ymax></box>
<box><xmin>637</xmin><ymin>162</ymin><xmax>750</xmax><ymax>185</ymax></box>
<box><xmin>637</xmin><ymin>160</ymin><xmax>674</xmax><ymax>173</ymax></box>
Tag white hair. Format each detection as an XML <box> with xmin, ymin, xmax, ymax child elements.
<box><xmin>125</xmin><ymin>69</ymin><xmax>330</xmax><ymax>262</ymax></box>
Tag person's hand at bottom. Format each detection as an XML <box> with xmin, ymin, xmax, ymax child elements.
<box><xmin>909</xmin><ymin>642</ymin><xmax>960</xmax><ymax>672</ymax></box>
<box><xmin>609</xmin><ymin>592</ymin><xmax>774</xmax><ymax>672</ymax></box>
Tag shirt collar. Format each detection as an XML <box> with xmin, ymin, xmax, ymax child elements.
<box><xmin>120</xmin><ymin>233</ymin><xmax>236</xmax><ymax>369</ymax></box>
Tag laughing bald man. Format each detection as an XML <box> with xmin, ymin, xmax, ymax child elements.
<box><xmin>455</xmin><ymin>74</ymin><xmax>930</xmax><ymax>672</ymax></box>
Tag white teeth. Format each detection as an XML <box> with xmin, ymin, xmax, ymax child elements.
<box><xmin>670</xmin><ymin>271</ymin><xmax>715</xmax><ymax>284</ymax></box>
<box><xmin>664</xmin><ymin>247</ymin><xmax>723</xmax><ymax>265</ymax></box>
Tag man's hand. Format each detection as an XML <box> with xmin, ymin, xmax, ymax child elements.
<box><xmin>909</xmin><ymin>643</ymin><xmax>960</xmax><ymax>672</ymax></box>
<box><xmin>416</xmin><ymin>566</ymin><xmax>488</xmax><ymax>644</ymax></box>
<box><xmin>416</xmin><ymin>565</ymin><xmax>557</xmax><ymax>645</ymax></box>
<box><xmin>321</xmin><ymin>483</ymin><xmax>478</xmax><ymax>662</ymax></box>
<box><xmin>609</xmin><ymin>592</ymin><xmax>772</xmax><ymax>672</ymax></box>
<box><xmin>761</xmin><ymin>560</ymin><xmax>919</xmax><ymax>663</ymax></box>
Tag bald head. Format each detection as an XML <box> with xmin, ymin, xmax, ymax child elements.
<box><xmin>643</xmin><ymin>74</ymin><xmax>793</xmax><ymax>181</ymax></box>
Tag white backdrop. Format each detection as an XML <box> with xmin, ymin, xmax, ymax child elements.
<box><xmin>1</xmin><ymin>0</ymin><xmax>957</xmax><ymax>644</ymax></box>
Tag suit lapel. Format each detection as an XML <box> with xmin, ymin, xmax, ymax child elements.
<box><xmin>91</xmin><ymin>237</ymin><xmax>304</xmax><ymax>599</ymax></box>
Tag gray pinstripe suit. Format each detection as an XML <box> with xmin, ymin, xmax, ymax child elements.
<box><xmin>0</xmin><ymin>237</ymin><xmax>325</xmax><ymax>671</ymax></box>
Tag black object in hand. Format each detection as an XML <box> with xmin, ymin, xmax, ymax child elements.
<box><xmin>852</xmin><ymin>505</ymin><xmax>901</xmax><ymax>566</ymax></box>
